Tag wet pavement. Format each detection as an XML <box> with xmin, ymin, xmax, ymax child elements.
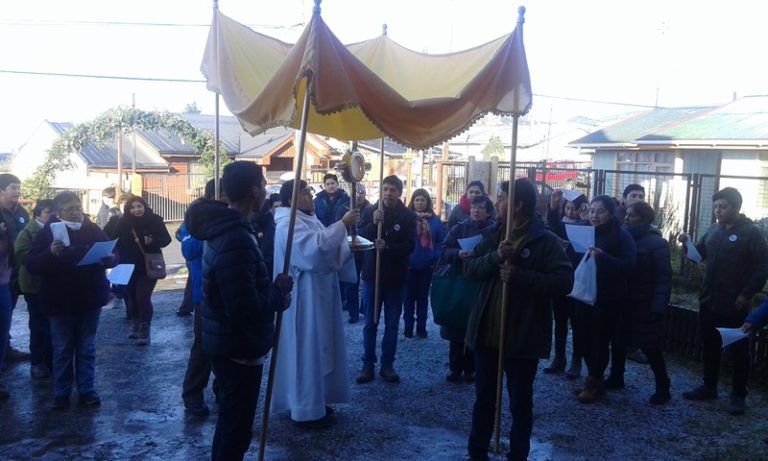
<box><xmin>1</xmin><ymin>276</ymin><xmax>767</xmax><ymax>460</ymax></box>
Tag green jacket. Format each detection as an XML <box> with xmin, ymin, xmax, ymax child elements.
<box><xmin>464</xmin><ymin>214</ymin><xmax>573</xmax><ymax>359</ymax></box>
<box><xmin>15</xmin><ymin>219</ymin><xmax>41</xmax><ymax>294</ymax></box>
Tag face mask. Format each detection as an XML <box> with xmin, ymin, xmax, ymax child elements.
<box><xmin>60</xmin><ymin>216</ymin><xmax>83</xmax><ymax>230</ymax></box>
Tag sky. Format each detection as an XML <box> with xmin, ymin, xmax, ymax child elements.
<box><xmin>1</xmin><ymin>0</ymin><xmax>767</xmax><ymax>152</ymax></box>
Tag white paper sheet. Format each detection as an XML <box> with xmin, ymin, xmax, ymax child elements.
<box><xmin>458</xmin><ymin>234</ymin><xmax>483</xmax><ymax>252</ymax></box>
<box><xmin>716</xmin><ymin>327</ymin><xmax>749</xmax><ymax>348</ymax></box>
<box><xmin>107</xmin><ymin>264</ymin><xmax>135</xmax><ymax>285</ymax></box>
<box><xmin>562</xmin><ymin>190</ymin><xmax>584</xmax><ymax>202</ymax></box>
<box><xmin>77</xmin><ymin>239</ymin><xmax>117</xmax><ymax>266</ymax></box>
<box><xmin>50</xmin><ymin>222</ymin><xmax>70</xmax><ymax>247</ymax></box>
<box><xmin>685</xmin><ymin>239</ymin><xmax>702</xmax><ymax>263</ymax></box>
<box><xmin>565</xmin><ymin>224</ymin><xmax>594</xmax><ymax>254</ymax></box>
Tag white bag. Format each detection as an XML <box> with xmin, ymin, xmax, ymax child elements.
<box><xmin>568</xmin><ymin>251</ymin><xmax>597</xmax><ymax>306</ymax></box>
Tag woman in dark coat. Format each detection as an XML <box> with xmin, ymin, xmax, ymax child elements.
<box><xmin>572</xmin><ymin>195</ymin><xmax>636</xmax><ymax>403</ymax></box>
<box><xmin>26</xmin><ymin>191</ymin><xmax>118</xmax><ymax>409</ymax></box>
<box><xmin>620</xmin><ymin>201</ymin><xmax>672</xmax><ymax>404</ymax></box>
<box><xmin>438</xmin><ymin>195</ymin><xmax>496</xmax><ymax>382</ymax></box>
<box><xmin>108</xmin><ymin>195</ymin><xmax>171</xmax><ymax>345</ymax></box>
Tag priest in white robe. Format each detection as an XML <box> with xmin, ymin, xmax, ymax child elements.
<box><xmin>271</xmin><ymin>180</ymin><xmax>359</xmax><ymax>423</ymax></box>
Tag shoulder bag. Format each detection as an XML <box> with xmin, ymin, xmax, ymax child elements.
<box><xmin>132</xmin><ymin>228</ymin><xmax>167</xmax><ymax>280</ymax></box>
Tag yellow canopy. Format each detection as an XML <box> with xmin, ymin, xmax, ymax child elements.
<box><xmin>201</xmin><ymin>7</ymin><xmax>532</xmax><ymax>150</ymax></box>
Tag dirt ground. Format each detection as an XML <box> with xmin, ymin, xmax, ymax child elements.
<box><xmin>1</xmin><ymin>279</ymin><xmax>768</xmax><ymax>461</ymax></box>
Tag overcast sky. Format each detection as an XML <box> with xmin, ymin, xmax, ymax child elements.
<box><xmin>1</xmin><ymin>0</ymin><xmax>766</xmax><ymax>152</ymax></box>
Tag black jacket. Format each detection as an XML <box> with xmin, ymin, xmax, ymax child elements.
<box><xmin>108</xmin><ymin>210</ymin><xmax>171</xmax><ymax>277</ymax></box>
<box><xmin>358</xmin><ymin>200</ymin><xmax>416</xmax><ymax>289</ymax></box>
<box><xmin>593</xmin><ymin>218</ymin><xmax>636</xmax><ymax>307</ymax></box>
<box><xmin>464</xmin><ymin>214</ymin><xmax>574</xmax><ymax>358</ymax></box>
<box><xmin>695</xmin><ymin>215</ymin><xmax>768</xmax><ymax>315</ymax></box>
<box><xmin>187</xmin><ymin>199</ymin><xmax>283</xmax><ymax>360</ymax></box>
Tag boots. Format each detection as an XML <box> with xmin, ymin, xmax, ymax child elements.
<box><xmin>577</xmin><ymin>376</ymin><xmax>605</xmax><ymax>404</ymax></box>
<box><xmin>543</xmin><ymin>355</ymin><xmax>566</xmax><ymax>374</ymax></box>
<box><xmin>565</xmin><ymin>355</ymin><xmax>582</xmax><ymax>380</ymax></box>
<box><xmin>136</xmin><ymin>323</ymin><xmax>151</xmax><ymax>346</ymax></box>
<box><xmin>650</xmin><ymin>377</ymin><xmax>671</xmax><ymax>405</ymax></box>
<box><xmin>128</xmin><ymin>320</ymin><xmax>140</xmax><ymax>339</ymax></box>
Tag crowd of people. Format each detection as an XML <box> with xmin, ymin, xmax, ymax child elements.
<box><xmin>1</xmin><ymin>164</ymin><xmax>767</xmax><ymax>461</ymax></box>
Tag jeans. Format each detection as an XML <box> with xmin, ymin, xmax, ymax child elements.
<box><xmin>402</xmin><ymin>267</ymin><xmax>433</xmax><ymax>332</ymax></box>
<box><xmin>25</xmin><ymin>293</ymin><xmax>52</xmax><ymax>369</ymax></box>
<box><xmin>209</xmin><ymin>357</ymin><xmax>264</xmax><ymax>461</ymax></box>
<box><xmin>699</xmin><ymin>305</ymin><xmax>750</xmax><ymax>396</ymax></box>
<box><xmin>0</xmin><ymin>284</ymin><xmax>11</xmax><ymax>369</ymax></box>
<box><xmin>341</xmin><ymin>253</ymin><xmax>364</xmax><ymax>320</ymax></box>
<box><xmin>125</xmin><ymin>275</ymin><xmax>158</xmax><ymax>323</ymax></box>
<box><xmin>468</xmin><ymin>346</ymin><xmax>538</xmax><ymax>461</ymax></box>
<box><xmin>182</xmin><ymin>303</ymin><xmax>212</xmax><ymax>407</ymax></box>
<box><xmin>48</xmin><ymin>308</ymin><xmax>101</xmax><ymax>398</ymax></box>
<box><xmin>361</xmin><ymin>281</ymin><xmax>403</xmax><ymax>369</ymax></box>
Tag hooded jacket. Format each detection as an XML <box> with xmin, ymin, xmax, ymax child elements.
<box><xmin>186</xmin><ymin>198</ymin><xmax>283</xmax><ymax>360</ymax></box>
<box><xmin>694</xmin><ymin>214</ymin><xmax>768</xmax><ymax>315</ymax></box>
<box><xmin>314</xmin><ymin>189</ymin><xmax>351</xmax><ymax>228</ymax></box>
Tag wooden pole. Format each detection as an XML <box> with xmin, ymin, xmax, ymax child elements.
<box><xmin>213</xmin><ymin>0</ymin><xmax>221</xmax><ymax>201</ymax></box>
<box><xmin>258</xmin><ymin>76</ymin><xmax>313</xmax><ymax>461</ymax></box>
<box><xmin>373</xmin><ymin>137</ymin><xmax>385</xmax><ymax>325</ymax></box>
<box><xmin>494</xmin><ymin>114</ymin><xmax>519</xmax><ymax>452</ymax></box>
<box><xmin>116</xmin><ymin>130</ymin><xmax>123</xmax><ymax>194</ymax></box>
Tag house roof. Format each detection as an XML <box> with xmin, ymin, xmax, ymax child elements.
<box><xmin>569</xmin><ymin>107</ymin><xmax>715</xmax><ymax>146</ymax></box>
<box><xmin>48</xmin><ymin>122</ymin><xmax>168</xmax><ymax>170</ymax></box>
<box><xmin>570</xmin><ymin>96</ymin><xmax>768</xmax><ymax>148</ymax></box>
<box><xmin>236</xmin><ymin>126</ymin><xmax>296</xmax><ymax>159</ymax></box>
<box><xmin>138</xmin><ymin>114</ymin><xmax>245</xmax><ymax>155</ymax></box>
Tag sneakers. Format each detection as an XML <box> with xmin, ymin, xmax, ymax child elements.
<box><xmin>379</xmin><ymin>367</ymin><xmax>400</xmax><ymax>383</ymax></box>
<box><xmin>185</xmin><ymin>402</ymin><xmax>210</xmax><ymax>417</ymax></box>
<box><xmin>446</xmin><ymin>371</ymin><xmax>462</xmax><ymax>383</ymax></box>
<box><xmin>79</xmin><ymin>392</ymin><xmax>101</xmax><ymax>407</ymax></box>
<box><xmin>728</xmin><ymin>395</ymin><xmax>746</xmax><ymax>416</ymax></box>
<box><xmin>416</xmin><ymin>328</ymin><xmax>428</xmax><ymax>339</ymax></box>
<box><xmin>356</xmin><ymin>367</ymin><xmax>375</xmax><ymax>384</ymax></box>
<box><xmin>682</xmin><ymin>385</ymin><xmax>718</xmax><ymax>401</ymax></box>
<box><xmin>5</xmin><ymin>345</ymin><xmax>31</xmax><ymax>362</ymax></box>
<box><xmin>31</xmin><ymin>364</ymin><xmax>51</xmax><ymax>379</ymax></box>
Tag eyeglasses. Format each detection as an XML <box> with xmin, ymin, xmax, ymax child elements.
<box><xmin>60</xmin><ymin>205</ymin><xmax>83</xmax><ymax>214</ymax></box>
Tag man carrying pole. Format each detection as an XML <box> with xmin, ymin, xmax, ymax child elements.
<box><xmin>464</xmin><ymin>179</ymin><xmax>572</xmax><ymax>461</ymax></box>
<box><xmin>356</xmin><ymin>175</ymin><xmax>416</xmax><ymax>384</ymax></box>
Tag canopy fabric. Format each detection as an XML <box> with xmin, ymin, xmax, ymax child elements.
<box><xmin>201</xmin><ymin>9</ymin><xmax>532</xmax><ymax>150</ymax></box>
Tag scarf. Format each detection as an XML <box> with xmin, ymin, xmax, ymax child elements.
<box><xmin>459</xmin><ymin>194</ymin><xmax>472</xmax><ymax>214</ymax></box>
<box><xmin>60</xmin><ymin>216</ymin><xmax>83</xmax><ymax>231</ymax></box>
<box><xmin>415</xmin><ymin>212</ymin><xmax>433</xmax><ymax>249</ymax></box>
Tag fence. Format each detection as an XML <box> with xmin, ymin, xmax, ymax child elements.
<box><xmin>142</xmin><ymin>173</ymin><xmax>207</xmax><ymax>222</ymax></box>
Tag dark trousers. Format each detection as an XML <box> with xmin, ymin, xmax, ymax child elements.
<box><xmin>700</xmin><ymin>306</ymin><xmax>750</xmax><ymax>396</ymax></box>
<box><xmin>209</xmin><ymin>358</ymin><xmax>264</xmax><ymax>461</ymax></box>
<box><xmin>573</xmin><ymin>302</ymin><xmax>621</xmax><ymax>379</ymax></box>
<box><xmin>642</xmin><ymin>347</ymin><xmax>669</xmax><ymax>386</ymax></box>
<box><xmin>178</xmin><ymin>276</ymin><xmax>193</xmax><ymax>314</ymax></box>
<box><xmin>468</xmin><ymin>346</ymin><xmax>538</xmax><ymax>461</ymax></box>
<box><xmin>25</xmin><ymin>293</ymin><xmax>52</xmax><ymax>369</ymax></box>
<box><xmin>125</xmin><ymin>275</ymin><xmax>158</xmax><ymax>324</ymax></box>
<box><xmin>403</xmin><ymin>267</ymin><xmax>433</xmax><ymax>332</ymax></box>
<box><xmin>182</xmin><ymin>303</ymin><xmax>211</xmax><ymax>407</ymax></box>
<box><xmin>449</xmin><ymin>340</ymin><xmax>474</xmax><ymax>375</ymax></box>
<box><xmin>551</xmin><ymin>295</ymin><xmax>572</xmax><ymax>359</ymax></box>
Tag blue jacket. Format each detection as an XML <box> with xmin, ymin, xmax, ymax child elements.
<box><xmin>179</xmin><ymin>222</ymin><xmax>203</xmax><ymax>304</ymax></box>
<box><xmin>409</xmin><ymin>213</ymin><xmax>446</xmax><ymax>270</ymax></box>
<box><xmin>314</xmin><ymin>189</ymin><xmax>350</xmax><ymax>227</ymax></box>
<box><xmin>746</xmin><ymin>299</ymin><xmax>768</xmax><ymax>331</ymax></box>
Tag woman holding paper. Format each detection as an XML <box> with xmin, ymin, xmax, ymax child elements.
<box><xmin>545</xmin><ymin>189</ymin><xmax>589</xmax><ymax>377</ymax></box>
<box><xmin>572</xmin><ymin>195</ymin><xmax>636</xmax><ymax>404</ymax></box>
<box><xmin>403</xmin><ymin>189</ymin><xmax>446</xmax><ymax>338</ymax></box>
<box><xmin>620</xmin><ymin>201</ymin><xmax>673</xmax><ymax>404</ymax></box>
<box><xmin>26</xmin><ymin>191</ymin><xmax>117</xmax><ymax>409</ymax></box>
<box><xmin>109</xmin><ymin>196</ymin><xmax>171</xmax><ymax>346</ymax></box>
<box><xmin>438</xmin><ymin>195</ymin><xmax>496</xmax><ymax>382</ymax></box>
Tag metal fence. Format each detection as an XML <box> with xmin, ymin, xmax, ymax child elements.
<box><xmin>142</xmin><ymin>173</ymin><xmax>207</xmax><ymax>222</ymax></box>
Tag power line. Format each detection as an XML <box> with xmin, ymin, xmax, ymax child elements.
<box><xmin>0</xmin><ymin>68</ymin><xmax>658</xmax><ymax>108</ymax></box>
<box><xmin>0</xmin><ymin>69</ymin><xmax>205</xmax><ymax>83</ymax></box>
<box><xmin>0</xmin><ymin>18</ymin><xmax>304</xmax><ymax>30</ymax></box>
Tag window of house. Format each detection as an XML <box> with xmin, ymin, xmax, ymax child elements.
<box><xmin>188</xmin><ymin>161</ymin><xmax>206</xmax><ymax>192</ymax></box>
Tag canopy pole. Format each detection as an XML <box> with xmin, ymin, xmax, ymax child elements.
<box><xmin>213</xmin><ymin>0</ymin><xmax>221</xmax><ymax>201</ymax></box>
<box><xmin>373</xmin><ymin>137</ymin><xmax>385</xmax><ymax>325</ymax></box>
<box><xmin>493</xmin><ymin>114</ymin><xmax>520</xmax><ymax>453</ymax></box>
<box><xmin>258</xmin><ymin>76</ymin><xmax>313</xmax><ymax>461</ymax></box>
